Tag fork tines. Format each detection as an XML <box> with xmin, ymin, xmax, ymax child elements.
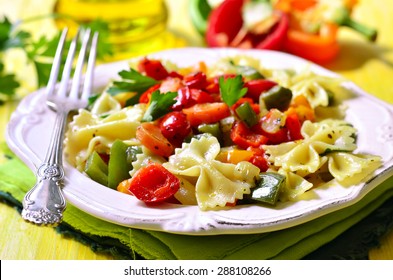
<box><xmin>46</xmin><ymin>28</ymin><xmax>99</xmax><ymax>101</ymax></box>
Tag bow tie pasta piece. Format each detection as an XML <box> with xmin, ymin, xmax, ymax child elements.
<box><xmin>328</xmin><ymin>153</ymin><xmax>382</xmax><ymax>184</ymax></box>
<box><xmin>264</xmin><ymin>119</ymin><xmax>382</xmax><ymax>197</ymax></box>
<box><xmin>64</xmin><ymin>95</ymin><xmax>145</xmax><ymax>170</ymax></box>
<box><xmin>276</xmin><ymin>168</ymin><xmax>314</xmax><ymax>202</ymax></box>
<box><xmin>129</xmin><ymin>146</ymin><xmax>166</xmax><ymax>177</ymax></box>
<box><xmin>163</xmin><ymin>135</ymin><xmax>260</xmax><ymax>210</ymax></box>
<box><xmin>264</xmin><ymin>119</ymin><xmax>358</xmax><ymax>174</ymax></box>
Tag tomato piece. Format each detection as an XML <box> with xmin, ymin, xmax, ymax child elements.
<box><xmin>159</xmin><ymin>111</ymin><xmax>192</xmax><ymax>147</ymax></box>
<box><xmin>230</xmin><ymin>121</ymin><xmax>268</xmax><ymax>149</ymax></box>
<box><xmin>136</xmin><ymin>122</ymin><xmax>174</xmax><ymax>157</ymax></box>
<box><xmin>247</xmin><ymin>147</ymin><xmax>269</xmax><ymax>172</ymax></box>
<box><xmin>172</xmin><ymin>87</ymin><xmax>192</xmax><ymax>110</ymax></box>
<box><xmin>128</xmin><ymin>163</ymin><xmax>180</xmax><ymax>203</ymax></box>
<box><xmin>285</xmin><ymin>113</ymin><xmax>303</xmax><ymax>141</ymax></box>
<box><xmin>257</xmin><ymin>109</ymin><xmax>289</xmax><ymax>144</ymax></box>
<box><xmin>159</xmin><ymin>77</ymin><xmax>183</xmax><ymax>93</ymax></box>
<box><xmin>172</xmin><ymin>87</ymin><xmax>215</xmax><ymax>111</ymax></box>
<box><xmin>138</xmin><ymin>57</ymin><xmax>169</xmax><ymax>80</ymax></box>
<box><xmin>183</xmin><ymin>71</ymin><xmax>208</xmax><ymax>89</ymax></box>
<box><xmin>139</xmin><ymin>84</ymin><xmax>160</xmax><ymax>104</ymax></box>
<box><xmin>190</xmin><ymin>88</ymin><xmax>215</xmax><ymax>104</ymax></box>
<box><xmin>182</xmin><ymin>102</ymin><xmax>231</xmax><ymax>127</ymax></box>
<box><xmin>244</xmin><ymin>79</ymin><xmax>277</xmax><ymax>102</ymax></box>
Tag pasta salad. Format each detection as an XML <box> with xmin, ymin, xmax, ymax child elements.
<box><xmin>64</xmin><ymin>55</ymin><xmax>382</xmax><ymax>210</ymax></box>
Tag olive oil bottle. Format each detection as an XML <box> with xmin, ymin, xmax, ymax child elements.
<box><xmin>54</xmin><ymin>0</ymin><xmax>182</xmax><ymax>60</ymax></box>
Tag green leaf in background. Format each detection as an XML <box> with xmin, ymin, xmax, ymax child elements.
<box><xmin>0</xmin><ymin>17</ymin><xmax>30</xmax><ymax>51</ymax></box>
<box><xmin>189</xmin><ymin>0</ymin><xmax>212</xmax><ymax>35</ymax></box>
<box><xmin>0</xmin><ymin>16</ymin><xmax>115</xmax><ymax>103</ymax></box>
<box><xmin>0</xmin><ymin>62</ymin><xmax>20</xmax><ymax>100</ymax></box>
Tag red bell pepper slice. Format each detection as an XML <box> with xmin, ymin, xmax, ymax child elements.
<box><xmin>230</xmin><ymin>121</ymin><xmax>268</xmax><ymax>149</ymax></box>
<box><xmin>137</xmin><ymin>57</ymin><xmax>169</xmax><ymax>80</ymax></box>
<box><xmin>206</xmin><ymin>0</ymin><xmax>288</xmax><ymax>51</ymax></box>
<box><xmin>128</xmin><ymin>163</ymin><xmax>180</xmax><ymax>203</ymax></box>
<box><xmin>244</xmin><ymin>79</ymin><xmax>277</xmax><ymax>102</ymax></box>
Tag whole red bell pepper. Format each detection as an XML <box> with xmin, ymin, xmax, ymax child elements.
<box><xmin>206</xmin><ymin>0</ymin><xmax>289</xmax><ymax>51</ymax></box>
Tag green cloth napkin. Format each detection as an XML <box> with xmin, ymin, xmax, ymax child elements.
<box><xmin>1</xmin><ymin>142</ymin><xmax>393</xmax><ymax>260</ymax></box>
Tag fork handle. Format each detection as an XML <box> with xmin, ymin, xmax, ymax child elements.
<box><xmin>22</xmin><ymin>109</ymin><xmax>68</xmax><ymax>226</ymax></box>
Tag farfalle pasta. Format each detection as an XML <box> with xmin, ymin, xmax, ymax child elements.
<box><xmin>64</xmin><ymin>55</ymin><xmax>382</xmax><ymax>210</ymax></box>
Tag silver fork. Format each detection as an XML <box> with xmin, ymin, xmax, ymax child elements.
<box><xmin>21</xmin><ymin>28</ymin><xmax>99</xmax><ymax>226</ymax></box>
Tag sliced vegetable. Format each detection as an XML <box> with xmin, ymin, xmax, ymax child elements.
<box><xmin>257</xmin><ymin>109</ymin><xmax>289</xmax><ymax>144</ymax></box>
<box><xmin>189</xmin><ymin>0</ymin><xmax>212</xmax><ymax>35</ymax></box>
<box><xmin>159</xmin><ymin>111</ymin><xmax>192</xmax><ymax>147</ymax></box>
<box><xmin>235</xmin><ymin>101</ymin><xmax>259</xmax><ymax>127</ymax></box>
<box><xmin>284</xmin><ymin>23</ymin><xmax>340</xmax><ymax>64</ymax></box>
<box><xmin>285</xmin><ymin>113</ymin><xmax>303</xmax><ymax>141</ymax></box>
<box><xmin>250</xmin><ymin>172</ymin><xmax>286</xmax><ymax>205</ymax></box>
<box><xmin>137</xmin><ymin>57</ymin><xmax>169</xmax><ymax>80</ymax></box>
<box><xmin>230</xmin><ymin>121</ymin><xmax>268</xmax><ymax>149</ymax></box>
<box><xmin>84</xmin><ymin>151</ymin><xmax>108</xmax><ymax>186</ymax></box>
<box><xmin>197</xmin><ymin>122</ymin><xmax>222</xmax><ymax>142</ymax></box>
<box><xmin>182</xmin><ymin>102</ymin><xmax>231</xmax><ymax>127</ymax></box>
<box><xmin>244</xmin><ymin>79</ymin><xmax>277</xmax><ymax>102</ymax></box>
<box><xmin>183</xmin><ymin>71</ymin><xmax>208</xmax><ymax>89</ymax></box>
<box><xmin>136</xmin><ymin>122</ymin><xmax>174</xmax><ymax>157</ymax></box>
<box><xmin>331</xmin><ymin>6</ymin><xmax>378</xmax><ymax>42</ymax></box>
<box><xmin>108</xmin><ymin>140</ymin><xmax>133</xmax><ymax>189</ymax></box>
<box><xmin>205</xmin><ymin>0</ymin><xmax>289</xmax><ymax>50</ymax></box>
<box><xmin>128</xmin><ymin>163</ymin><xmax>180</xmax><ymax>203</ymax></box>
<box><xmin>126</xmin><ymin>146</ymin><xmax>143</xmax><ymax>163</ymax></box>
<box><xmin>230</xmin><ymin>61</ymin><xmax>264</xmax><ymax>80</ymax></box>
<box><xmin>117</xmin><ymin>178</ymin><xmax>133</xmax><ymax>195</ymax></box>
<box><xmin>260</xmin><ymin>85</ymin><xmax>292</xmax><ymax>111</ymax></box>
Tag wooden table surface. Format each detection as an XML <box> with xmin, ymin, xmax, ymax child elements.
<box><xmin>1</xmin><ymin>0</ymin><xmax>393</xmax><ymax>259</ymax></box>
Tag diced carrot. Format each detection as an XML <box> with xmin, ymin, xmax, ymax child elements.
<box><xmin>182</xmin><ymin>102</ymin><xmax>231</xmax><ymax>127</ymax></box>
<box><xmin>136</xmin><ymin>122</ymin><xmax>174</xmax><ymax>157</ymax></box>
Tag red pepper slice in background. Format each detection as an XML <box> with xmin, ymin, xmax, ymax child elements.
<box><xmin>284</xmin><ymin>23</ymin><xmax>340</xmax><ymax>64</ymax></box>
<box><xmin>206</xmin><ymin>0</ymin><xmax>244</xmax><ymax>48</ymax></box>
<box><xmin>205</xmin><ymin>0</ymin><xmax>289</xmax><ymax>50</ymax></box>
<box><xmin>128</xmin><ymin>163</ymin><xmax>180</xmax><ymax>203</ymax></box>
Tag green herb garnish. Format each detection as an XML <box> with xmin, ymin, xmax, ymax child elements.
<box><xmin>142</xmin><ymin>90</ymin><xmax>177</xmax><ymax>122</ymax></box>
<box><xmin>219</xmin><ymin>75</ymin><xmax>247</xmax><ymax>106</ymax></box>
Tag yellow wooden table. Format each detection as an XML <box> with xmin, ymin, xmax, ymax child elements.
<box><xmin>1</xmin><ymin>0</ymin><xmax>393</xmax><ymax>259</ymax></box>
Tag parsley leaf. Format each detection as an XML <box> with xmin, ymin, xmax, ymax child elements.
<box><xmin>142</xmin><ymin>90</ymin><xmax>177</xmax><ymax>122</ymax></box>
<box><xmin>81</xmin><ymin>19</ymin><xmax>113</xmax><ymax>60</ymax></box>
<box><xmin>107</xmin><ymin>68</ymin><xmax>159</xmax><ymax>104</ymax></box>
<box><xmin>0</xmin><ymin>17</ymin><xmax>30</xmax><ymax>51</ymax></box>
<box><xmin>0</xmin><ymin>16</ymin><xmax>114</xmax><ymax>105</ymax></box>
<box><xmin>0</xmin><ymin>62</ymin><xmax>20</xmax><ymax>98</ymax></box>
<box><xmin>219</xmin><ymin>75</ymin><xmax>248</xmax><ymax>106</ymax></box>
